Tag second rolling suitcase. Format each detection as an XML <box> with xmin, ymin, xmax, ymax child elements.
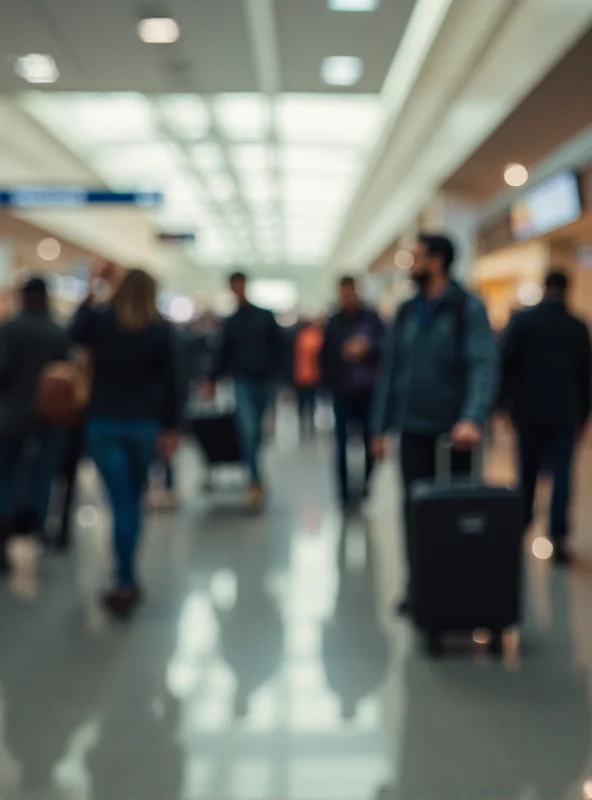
<box><xmin>410</xmin><ymin>439</ymin><xmax>522</xmax><ymax>656</ymax></box>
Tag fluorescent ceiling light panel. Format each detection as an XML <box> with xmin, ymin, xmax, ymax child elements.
<box><xmin>321</xmin><ymin>57</ymin><xmax>364</xmax><ymax>87</ymax></box>
<box><xmin>281</xmin><ymin>146</ymin><xmax>359</xmax><ymax>174</ymax></box>
<box><xmin>205</xmin><ymin>174</ymin><xmax>236</xmax><ymax>202</ymax></box>
<box><xmin>249</xmin><ymin>280</ymin><xmax>298</xmax><ymax>313</ymax></box>
<box><xmin>162</xmin><ymin>175</ymin><xmax>205</xmax><ymax>205</ymax></box>
<box><xmin>215</xmin><ymin>94</ymin><xmax>270</xmax><ymax>140</ymax></box>
<box><xmin>283</xmin><ymin>177</ymin><xmax>352</xmax><ymax>204</ymax></box>
<box><xmin>93</xmin><ymin>142</ymin><xmax>183</xmax><ymax>178</ymax></box>
<box><xmin>232</xmin><ymin>144</ymin><xmax>270</xmax><ymax>172</ymax></box>
<box><xmin>277</xmin><ymin>95</ymin><xmax>379</xmax><ymax>145</ymax></box>
<box><xmin>14</xmin><ymin>54</ymin><xmax>59</xmax><ymax>84</ymax></box>
<box><xmin>329</xmin><ymin>0</ymin><xmax>380</xmax><ymax>8</ymax></box>
<box><xmin>24</xmin><ymin>93</ymin><xmax>158</xmax><ymax>146</ymax></box>
<box><xmin>192</xmin><ymin>143</ymin><xmax>225</xmax><ymax>172</ymax></box>
<box><xmin>159</xmin><ymin>95</ymin><xmax>210</xmax><ymax>139</ymax></box>
<box><xmin>138</xmin><ymin>17</ymin><xmax>180</xmax><ymax>44</ymax></box>
<box><xmin>241</xmin><ymin>176</ymin><xmax>277</xmax><ymax>203</ymax></box>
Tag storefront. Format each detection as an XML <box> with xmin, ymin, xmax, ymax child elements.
<box><xmin>475</xmin><ymin>166</ymin><xmax>592</xmax><ymax>330</ymax></box>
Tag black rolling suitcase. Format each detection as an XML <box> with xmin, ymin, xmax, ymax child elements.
<box><xmin>410</xmin><ymin>438</ymin><xmax>522</xmax><ymax>656</ymax></box>
<box><xmin>188</xmin><ymin>395</ymin><xmax>243</xmax><ymax>490</ymax></box>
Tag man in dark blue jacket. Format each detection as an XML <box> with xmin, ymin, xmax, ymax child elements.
<box><xmin>371</xmin><ymin>234</ymin><xmax>497</xmax><ymax>614</ymax></box>
<box><xmin>321</xmin><ymin>276</ymin><xmax>384</xmax><ymax>512</ymax></box>
<box><xmin>207</xmin><ymin>272</ymin><xmax>284</xmax><ymax>509</ymax></box>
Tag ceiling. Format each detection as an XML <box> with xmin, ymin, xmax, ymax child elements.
<box><xmin>443</xmin><ymin>25</ymin><xmax>592</xmax><ymax>203</ymax></box>
<box><xmin>0</xmin><ymin>0</ymin><xmax>415</xmax><ymax>94</ymax></box>
<box><xmin>0</xmin><ymin>0</ymin><xmax>417</xmax><ymax>278</ymax></box>
<box><xmin>2</xmin><ymin>0</ymin><xmax>592</xmax><ymax>293</ymax></box>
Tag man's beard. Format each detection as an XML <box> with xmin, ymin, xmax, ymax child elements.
<box><xmin>411</xmin><ymin>271</ymin><xmax>431</xmax><ymax>290</ymax></box>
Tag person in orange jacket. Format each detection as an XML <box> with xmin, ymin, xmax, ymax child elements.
<box><xmin>293</xmin><ymin>318</ymin><xmax>324</xmax><ymax>439</ymax></box>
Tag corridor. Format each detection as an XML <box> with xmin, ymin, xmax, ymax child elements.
<box><xmin>1</xmin><ymin>431</ymin><xmax>592</xmax><ymax>800</ymax></box>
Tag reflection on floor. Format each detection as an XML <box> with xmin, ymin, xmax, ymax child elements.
<box><xmin>1</xmin><ymin>428</ymin><xmax>592</xmax><ymax>800</ymax></box>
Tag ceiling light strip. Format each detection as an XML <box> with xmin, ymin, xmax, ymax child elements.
<box><xmin>151</xmin><ymin>103</ymin><xmax>244</xmax><ymax>262</ymax></box>
<box><xmin>243</xmin><ymin>0</ymin><xmax>285</xmax><ymax>268</ymax></box>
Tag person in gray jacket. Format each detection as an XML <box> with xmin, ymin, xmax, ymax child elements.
<box><xmin>371</xmin><ymin>234</ymin><xmax>497</xmax><ymax>615</ymax></box>
<box><xmin>0</xmin><ymin>277</ymin><xmax>69</xmax><ymax>576</ymax></box>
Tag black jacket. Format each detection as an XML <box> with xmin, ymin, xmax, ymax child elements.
<box><xmin>500</xmin><ymin>299</ymin><xmax>592</xmax><ymax>427</ymax></box>
<box><xmin>0</xmin><ymin>309</ymin><xmax>69</xmax><ymax>438</ymax></box>
<box><xmin>214</xmin><ymin>304</ymin><xmax>284</xmax><ymax>382</ymax></box>
<box><xmin>321</xmin><ymin>305</ymin><xmax>384</xmax><ymax>396</ymax></box>
<box><xmin>71</xmin><ymin>304</ymin><xmax>181</xmax><ymax>428</ymax></box>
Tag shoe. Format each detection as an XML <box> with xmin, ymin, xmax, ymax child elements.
<box><xmin>552</xmin><ymin>541</ymin><xmax>572</xmax><ymax>566</ymax></box>
<box><xmin>102</xmin><ymin>586</ymin><xmax>144</xmax><ymax>618</ymax></box>
<box><xmin>341</xmin><ymin>500</ymin><xmax>359</xmax><ymax>519</ymax></box>
<box><xmin>245</xmin><ymin>483</ymin><xmax>265</xmax><ymax>510</ymax></box>
<box><xmin>158</xmin><ymin>490</ymin><xmax>180</xmax><ymax>511</ymax></box>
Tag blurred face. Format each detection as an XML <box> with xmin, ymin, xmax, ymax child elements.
<box><xmin>410</xmin><ymin>241</ymin><xmax>433</xmax><ymax>286</ymax></box>
<box><xmin>230</xmin><ymin>276</ymin><xmax>247</xmax><ymax>302</ymax></box>
<box><xmin>410</xmin><ymin>240</ymin><xmax>448</xmax><ymax>289</ymax></box>
<box><xmin>339</xmin><ymin>282</ymin><xmax>358</xmax><ymax>311</ymax></box>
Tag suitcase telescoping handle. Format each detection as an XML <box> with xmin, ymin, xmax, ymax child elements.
<box><xmin>436</xmin><ymin>435</ymin><xmax>483</xmax><ymax>485</ymax></box>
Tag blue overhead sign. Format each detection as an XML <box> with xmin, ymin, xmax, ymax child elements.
<box><xmin>0</xmin><ymin>187</ymin><xmax>163</xmax><ymax>208</ymax></box>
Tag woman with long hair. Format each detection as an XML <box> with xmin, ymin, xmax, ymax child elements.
<box><xmin>72</xmin><ymin>268</ymin><xmax>181</xmax><ymax>616</ymax></box>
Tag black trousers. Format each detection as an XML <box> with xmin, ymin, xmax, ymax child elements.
<box><xmin>55</xmin><ymin>426</ymin><xmax>85</xmax><ymax>550</ymax></box>
<box><xmin>333</xmin><ymin>392</ymin><xmax>374</xmax><ymax>505</ymax></box>
<box><xmin>399</xmin><ymin>432</ymin><xmax>472</xmax><ymax>595</ymax></box>
<box><xmin>516</xmin><ymin>425</ymin><xmax>576</xmax><ymax>543</ymax></box>
<box><xmin>296</xmin><ymin>386</ymin><xmax>318</xmax><ymax>438</ymax></box>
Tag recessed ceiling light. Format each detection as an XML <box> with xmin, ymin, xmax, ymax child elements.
<box><xmin>504</xmin><ymin>162</ymin><xmax>528</xmax><ymax>187</ymax></box>
<box><xmin>14</xmin><ymin>54</ymin><xmax>59</xmax><ymax>84</ymax></box>
<box><xmin>321</xmin><ymin>56</ymin><xmax>364</xmax><ymax>87</ymax></box>
<box><xmin>37</xmin><ymin>237</ymin><xmax>61</xmax><ymax>261</ymax></box>
<box><xmin>137</xmin><ymin>17</ymin><xmax>180</xmax><ymax>44</ymax></box>
<box><xmin>328</xmin><ymin>0</ymin><xmax>380</xmax><ymax>10</ymax></box>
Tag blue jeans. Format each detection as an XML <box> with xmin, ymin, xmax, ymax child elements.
<box><xmin>87</xmin><ymin>418</ymin><xmax>159</xmax><ymax>588</ymax></box>
<box><xmin>517</xmin><ymin>425</ymin><xmax>577</xmax><ymax>543</ymax></box>
<box><xmin>234</xmin><ymin>381</ymin><xmax>273</xmax><ymax>484</ymax></box>
<box><xmin>0</xmin><ymin>428</ymin><xmax>65</xmax><ymax>530</ymax></box>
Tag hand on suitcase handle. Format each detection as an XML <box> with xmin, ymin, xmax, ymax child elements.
<box><xmin>371</xmin><ymin>435</ymin><xmax>389</xmax><ymax>461</ymax></box>
<box><xmin>451</xmin><ymin>420</ymin><xmax>482</xmax><ymax>451</ymax></box>
<box><xmin>438</xmin><ymin>430</ymin><xmax>484</xmax><ymax>484</ymax></box>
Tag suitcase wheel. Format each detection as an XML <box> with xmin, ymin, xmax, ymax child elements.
<box><xmin>489</xmin><ymin>630</ymin><xmax>504</xmax><ymax>657</ymax></box>
<box><xmin>425</xmin><ymin>630</ymin><xmax>444</xmax><ymax>658</ymax></box>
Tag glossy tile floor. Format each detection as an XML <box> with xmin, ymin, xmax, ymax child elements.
<box><xmin>1</xmin><ymin>417</ymin><xmax>592</xmax><ymax>800</ymax></box>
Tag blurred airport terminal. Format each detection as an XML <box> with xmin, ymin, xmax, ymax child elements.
<box><xmin>2</xmin><ymin>1</ymin><xmax>592</xmax><ymax>798</ymax></box>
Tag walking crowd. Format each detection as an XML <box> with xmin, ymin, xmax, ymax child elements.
<box><xmin>0</xmin><ymin>231</ymin><xmax>590</xmax><ymax>623</ymax></box>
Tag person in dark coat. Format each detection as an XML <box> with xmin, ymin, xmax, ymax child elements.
<box><xmin>0</xmin><ymin>277</ymin><xmax>69</xmax><ymax>576</ymax></box>
<box><xmin>205</xmin><ymin>272</ymin><xmax>285</xmax><ymax>510</ymax></box>
<box><xmin>321</xmin><ymin>276</ymin><xmax>384</xmax><ymax>513</ymax></box>
<box><xmin>500</xmin><ymin>270</ymin><xmax>592</xmax><ymax>564</ymax></box>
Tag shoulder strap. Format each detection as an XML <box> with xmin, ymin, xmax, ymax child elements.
<box><xmin>453</xmin><ymin>290</ymin><xmax>468</xmax><ymax>359</ymax></box>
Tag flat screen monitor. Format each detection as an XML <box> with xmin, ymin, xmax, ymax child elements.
<box><xmin>511</xmin><ymin>171</ymin><xmax>582</xmax><ymax>240</ymax></box>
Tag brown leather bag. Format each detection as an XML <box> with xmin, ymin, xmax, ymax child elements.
<box><xmin>36</xmin><ymin>356</ymin><xmax>91</xmax><ymax>428</ymax></box>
